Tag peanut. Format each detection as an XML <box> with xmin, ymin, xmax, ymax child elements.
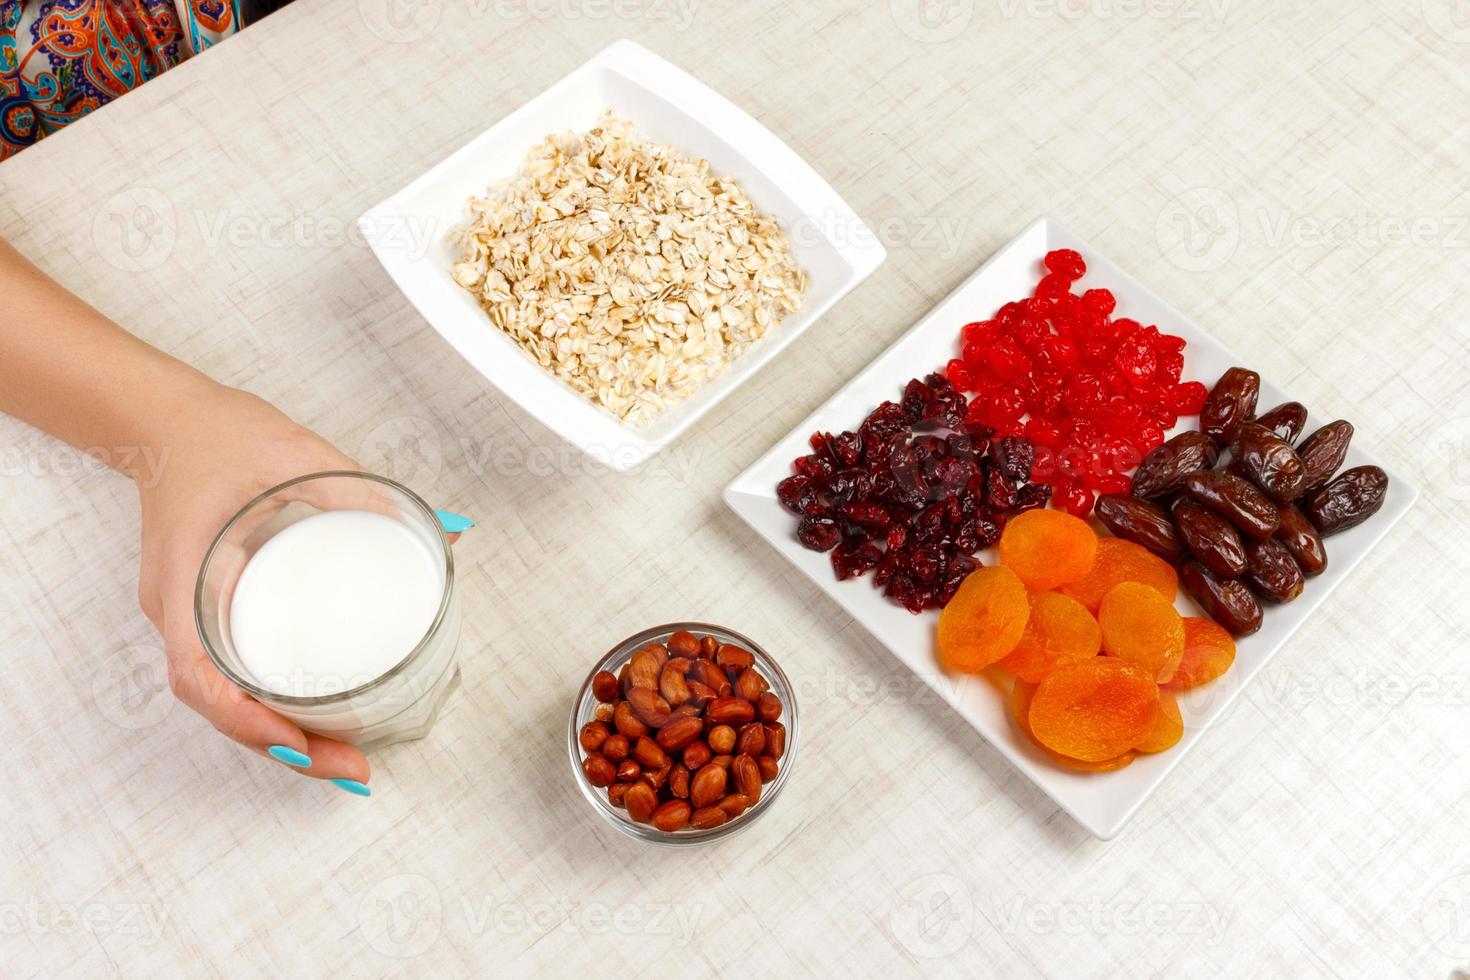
<box><xmin>667</xmin><ymin>630</ymin><xmax>700</xmax><ymax>658</ymax></box>
<box><xmin>651</xmin><ymin>800</ymin><xmax>691</xmax><ymax>832</ymax></box>
<box><xmin>616</xmin><ymin>759</ymin><xmax>641</xmax><ymax>782</ymax></box>
<box><xmin>706</xmin><ymin>697</ymin><xmax>756</xmax><ymax>726</ymax></box>
<box><xmin>716</xmin><ymin>643</ymin><xmax>756</xmax><ymax>674</ymax></box>
<box><xmin>756</xmin><ymin>692</ymin><xmax>782</xmax><ymax>722</ymax></box>
<box><xmin>655</xmin><ymin>715</ymin><xmax>703</xmax><ymax>752</ymax></box>
<box><xmin>579</xmin><ymin>721</ymin><xmax>609</xmax><ymax>753</ymax></box>
<box><xmin>707</xmin><ymin>724</ymin><xmax>737</xmax><ymax>754</ymax></box>
<box><xmin>734</xmin><ymin>668</ymin><xmax>768</xmax><ymax>702</ymax></box>
<box><xmin>763</xmin><ymin>722</ymin><xmax>786</xmax><ymax>760</ymax></box>
<box><xmin>660</xmin><ymin>663</ymin><xmax>692</xmax><ymax>706</ymax></box>
<box><xmin>602</xmin><ymin>734</ymin><xmax>629</xmax><ymax>763</ymax></box>
<box><xmin>690</xmin><ymin>806</ymin><xmax>728</xmax><ymax>830</ymax></box>
<box><xmin>736</xmin><ymin>722</ymin><xmax>766</xmax><ymax>757</ymax></box>
<box><xmin>583</xmin><ymin>754</ymin><xmax>615</xmax><ymax>788</ymax></box>
<box><xmin>627</xmin><ymin>649</ymin><xmax>662</xmax><ymax>691</ymax></box>
<box><xmin>628</xmin><ymin>688</ymin><xmax>673</xmax><ymax>728</ymax></box>
<box><xmin>690</xmin><ymin>763</ymin><xmax>728</xmax><ymax>808</ymax></box>
<box><xmin>668</xmin><ymin>764</ymin><xmax>690</xmax><ymax>800</ymax></box>
<box><xmin>624</xmin><ymin>782</ymin><xmax>657</xmax><ymax>823</ymax></box>
<box><xmin>732</xmin><ymin>754</ymin><xmax>761</xmax><ymax>801</ymax></box>
<box><xmin>632</xmin><ymin>736</ymin><xmax>669</xmax><ymax>770</ymax></box>
<box><xmin>613</xmin><ymin>701</ymin><xmax>648</xmax><ymax>739</ymax></box>
<box><xmin>592</xmin><ymin>670</ymin><xmax>619</xmax><ymax>703</ymax></box>
<box><xmin>682</xmin><ymin>740</ymin><xmax>712</xmax><ymax>770</ymax></box>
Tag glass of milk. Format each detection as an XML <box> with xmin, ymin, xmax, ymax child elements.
<box><xmin>195</xmin><ymin>471</ymin><xmax>461</xmax><ymax>751</ymax></box>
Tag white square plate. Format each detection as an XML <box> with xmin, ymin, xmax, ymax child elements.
<box><xmin>360</xmin><ymin>40</ymin><xmax>885</xmax><ymax>471</ymax></box>
<box><xmin>724</xmin><ymin>216</ymin><xmax>1418</xmax><ymax>839</ymax></box>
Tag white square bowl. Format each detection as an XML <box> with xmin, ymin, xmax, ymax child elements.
<box><xmin>359</xmin><ymin>40</ymin><xmax>885</xmax><ymax>471</ymax></box>
<box><xmin>724</xmin><ymin>216</ymin><xmax>1418</xmax><ymax>839</ymax></box>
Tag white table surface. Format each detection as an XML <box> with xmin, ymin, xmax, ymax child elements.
<box><xmin>1</xmin><ymin>1</ymin><xmax>1467</xmax><ymax>976</ymax></box>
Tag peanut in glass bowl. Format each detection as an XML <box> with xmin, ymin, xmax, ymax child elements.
<box><xmin>567</xmin><ymin>623</ymin><xmax>798</xmax><ymax>845</ymax></box>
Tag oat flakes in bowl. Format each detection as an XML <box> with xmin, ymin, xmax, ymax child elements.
<box><xmin>451</xmin><ymin>110</ymin><xmax>808</xmax><ymax>428</ymax></box>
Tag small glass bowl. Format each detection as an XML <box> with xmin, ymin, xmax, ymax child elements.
<box><xmin>567</xmin><ymin>623</ymin><xmax>798</xmax><ymax>845</ymax></box>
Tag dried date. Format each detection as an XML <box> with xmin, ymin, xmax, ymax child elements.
<box><xmin>1130</xmin><ymin>431</ymin><xmax>1220</xmax><ymax>499</ymax></box>
<box><xmin>1296</xmin><ymin>420</ymin><xmax>1354</xmax><ymax>492</ymax></box>
<box><xmin>1253</xmin><ymin>402</ymin><xmax>1308</xmax><ymax>445</ymax></box>
<box><xmin>1180</xmin><ymin>560</ymin><xmax>1263</xmax><ymax>637</ymax></box>
<box><xmin>1229</xmin><ymin>422</ymin><xmax>1307</xmax><ymax>502</ymax></box>
<box><xmin>1275</xmin><ymin>503</ymin><xmax>1328</xmax><ymax>577</ymax></box>
<box><xmin>1303</xmin><ymin>465</ymin><xmax>1388</xmax><ymax>535</ymax></box>
<box><xmin>1095</xmin><ymin>494</ymin><xmax>1183</xmax><ymax>562</ymax></box>
<box><xmin>1173</xmin><ymin>499</ymin><xmax>1248</xmax><ymax>577</ymax></box>
<box><xmin>1200</xmin><ymin>367</ymin><xmax>1260</xmax><ymax>445</ymax></box>
<box><xmin>1181</xmin><ymin>470</ymin><xmax>1280</xmax><ymax>539</ymax></box>
<box><xmin>1245</xmin><ymin>536</ymin><xmax>1305</xmax><ymax>603</ymax></box>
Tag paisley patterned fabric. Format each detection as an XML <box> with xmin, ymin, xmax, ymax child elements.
<box><xmin>0</xmin><ymin>1</ymin><xmax>242</xmax><ymax>161</ymax></box>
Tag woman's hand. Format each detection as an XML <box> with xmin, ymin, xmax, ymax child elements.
<box><xmin>135</xmin><ymin>382</ymin><xmax>379</xmax><ymax>792</ymax></box>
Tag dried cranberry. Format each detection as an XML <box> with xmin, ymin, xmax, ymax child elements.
<box><xmin>841</xmin><ymin>500</ymin><xmax>892</xmax><ymax>529</ymax></box>
<box><xmin>776</xmin><ymin>474</ymin><xmax>813</xmax><ymax>515</ymax></box>
<box><xmin>991</xmin><ymin>437</ymin><xmax>1035</xmax><ymax>481</ymax></box>
<box><xmin>796</xmin><ymin>516</ymin><xmax>841</xmax><ymax>552</ymax></box>
<box><xmin>1012</xmin><ymin>483</ymin><xmax>1052</xmax><ymax>513</ymax></box>
<box><xmin>831</xmin><ymin>541</ymin><xmax>882</xmax><ymax>581</ymax></box>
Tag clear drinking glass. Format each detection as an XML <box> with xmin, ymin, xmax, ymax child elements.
<box><xmin>195</xmin><ymin>471</ymin><xmax>461</xmax><ymax>751</ymax></box>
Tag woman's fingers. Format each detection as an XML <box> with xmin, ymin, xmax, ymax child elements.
<box><xmin>164</xmin><ymin>621</ymin><xmax>370</xmax><ymax>785</ymax></box>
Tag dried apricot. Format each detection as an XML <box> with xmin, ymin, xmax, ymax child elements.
<box><xmin>937</xmin><ymin>565</ymin><xmax>1030</xmax><ymax>672</ymax></box>
<box><xmin>1059</xmin><ymin>537</ymin><xmax>1178</xmax><ymax>614</ymax></box>
<box><xmin>1098</xmin><ymin>582</ymin><xmax>1185</xmax><ymax>683</ymax></box>
<box><xmin>1135</xmin><ymin>689</ymin><xmax>1183</xmax><ymax>753</ymax></box>
<box><xmin>1165</xmin><ymin>617</ymin><xmax>1237</xmax><ymax>689</ymax></box>
<box><xmin>1028</xmin><ymin>659</ymin><xmax>1159</xmax><ymax>761</ymax></box>
<box><xmin>998</xmin><ymin>590</ymin><xmax>1101</xmax><ymax>683</ymax></box>
<box><xmin>1010</xmin><ymin>679</ymin><xmax>1136</xmax><ymax>772</ymax></box>
<box><xmin>997</xmin><ymin>509</ymin><xmax>1098</xmax><ymax>590</ymax></box>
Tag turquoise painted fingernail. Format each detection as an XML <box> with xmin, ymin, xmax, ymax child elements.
<box><xmin>331</xmin><ymin>778</ymin><xmax>372</xmax><ymax>797</ymax></box>
<box><xmin>268</xmin><ymin>745</ymin><xmax>311</xmax><ymax>768</ymax></box>
<box><xmin>436</xmin><ymin>510</ymin><xmax>475</xmax><ymax>532</ymax></box>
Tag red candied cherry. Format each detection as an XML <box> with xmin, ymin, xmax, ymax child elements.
<box><xmin>1084</xmin><ymin>471</ymin><xmax>1133</xmax><ymax>494</ymax></box>
<box><xmin>1081</xmin><ymin>288</ymin><xmax>1116</xmax><ymax>316</ymax></box>
<box><xmin>1044</xmin><ymin>248</ymin><xmax>1087</xmax><ymax>280</ymax></box>
<box><xmin>1110</xmin><ymin>338</ymin><xmax>1157</xmax><ymax>386</ymax></box>
<box><xmin>1034</xmin><ymin>273</ymin><xmax>1072</xmax><ymax>301</ymax></box>
<box><xmin>1156</xmin><ymin>349</ymin><xmax>1184</xmax><ymax>384</ymax></box>
<box><xmin>1023</xmin><ymin>416</ymin><xmax>1064</xmax><ymax>449</ymax></box>
<box><xmin>962</xmin><ymin>320</ymin><xmax>1000</xmax><ymax>347</ymax></box>
<box><xmin>1168</xmin><ymin>380</ymin><xmax>1209</xmax><ymax>415</ymax></box>
<box><xmin>1036</xmin><ymin>335</ymin><xmax>1078</xmax><ymax>369</ymax></box>
<box><xmin>945</xmin><ymin>358</ymin><xmax>974</xmax><ymax>390</ymax></box>
<box><xmin>996</xmin><ymin>301</ymin><xmax>1026</xmax><ymax>329</ymax></box>
<box><xmin>1128</xmin><ymin>422</ymin><xmax>1165</xmax><ymax>453</ymax></box>
<box><xmin>984</xmin><ymin>340</ymin><xmax>1032</xmax><ymax>381</ymax></box>
<box><xmin>962</xmin><ymin>342</ymin><xmax>987</xmax><ymax>367</ymax></box>
<box><xmin>1055</xmin><ymin>481</ymin><xmax>1096</xmax><ymax>518</ymax></box>
<box><xmin>1152</xmin><ymin>332</ymin><xmax>1187</xmax><ymax>353</ymax></box>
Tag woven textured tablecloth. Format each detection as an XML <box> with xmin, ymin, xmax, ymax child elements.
<box><xmin>1</xmin><ymin>1</ymin><xmax>1466</xmax><ymax>975</ymax></box>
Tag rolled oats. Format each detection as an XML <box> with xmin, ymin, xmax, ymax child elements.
<box><xmin>451</xmin><ymin>111</ymin><xmax>808</xmax><ymax>428</ymax></box>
